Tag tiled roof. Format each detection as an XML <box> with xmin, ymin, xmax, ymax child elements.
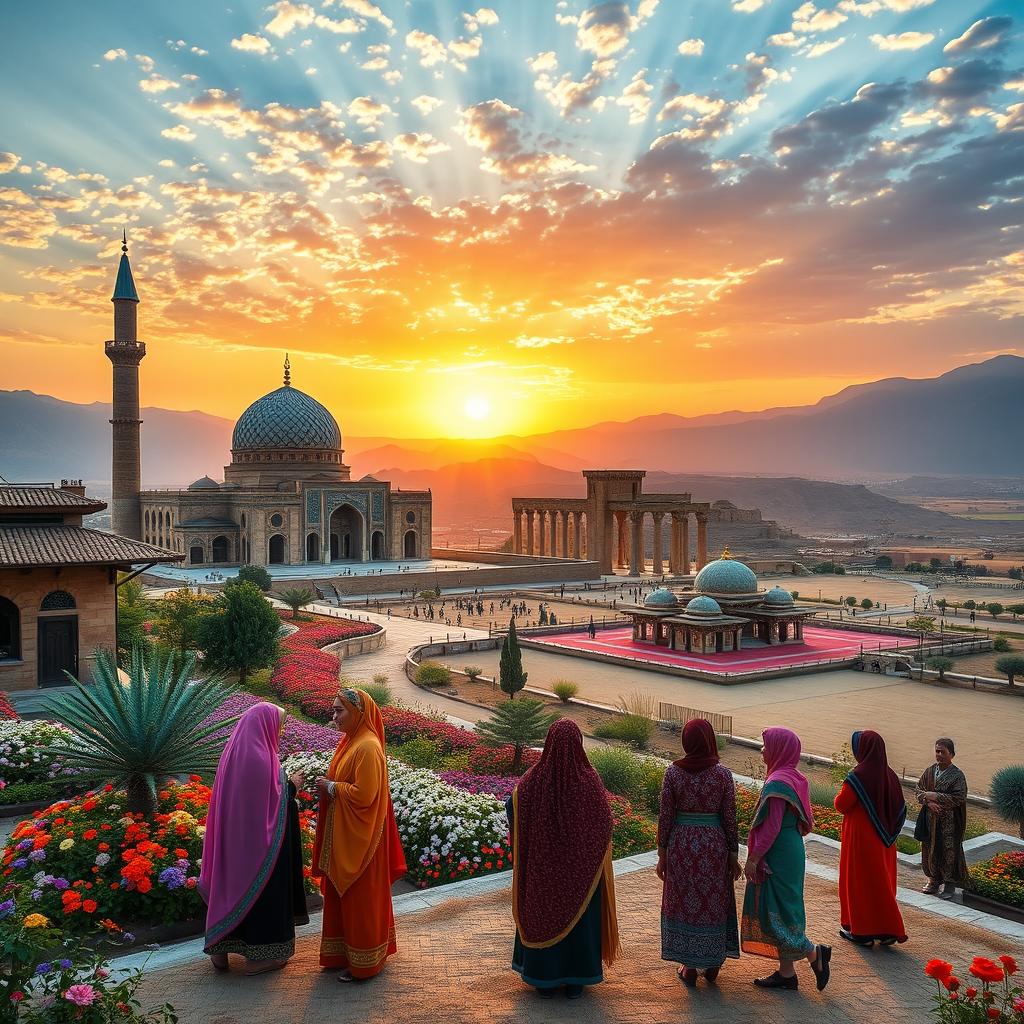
<box><xmin>232</xmin><ymin>385</ymin><xmax>342</xmax><ymax>451</ymax></box>
<box><xmin>0</xmin><ymin>526</ymin><xmax>182</xmax><ymax>568</ymax></box>
<box><xmin>0</xmin><ymin>486</ymin><xmax>106</xmax><ymax>513</ymax></box>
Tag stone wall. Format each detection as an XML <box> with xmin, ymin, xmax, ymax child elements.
<box><xmin>0</xmin><ymin>566</ymin><xmax>115</xmax><ymax>691</ymax></box>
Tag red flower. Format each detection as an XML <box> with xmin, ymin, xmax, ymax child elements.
<box><xmin>944</xmin><ymin>976</ymin><xmax>961</xmax><ymax>992</ymax></box>
<box><xmin>925</xmin><ymin>959</ymin><xmax>954</xmax><ymax>982</ymax></box>
<box><xmin>83</xmin><ymin>829</ymin><xmax>97</xmax><ymax>841</ymax></box>
<box><xmin>969</xmin><ymin>958</ymin><xmax>1005</xmax><ymax>985</ymax></box>
<box><xmin>987</xmin><ymin>1009</ymin><xmax>1000</xmax><ymax>1019</ymax></box>
<box><xmin>999</xmin><ymin>954</ymin><xmax>1018</xmax><ymax>976</ymax></box>
<box><xmin>966</xmin><ymin>987</ymin><xmax>979</xmax><ymax>999</ymax></box>
<box><xmin>82</xmin><ymin>900</ymin><xmax>97</xmax><ymax>913</ymax></box>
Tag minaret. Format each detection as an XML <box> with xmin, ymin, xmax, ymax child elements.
<box><xmin>105</xmin><ymin>230</ymin><xmax>145</xmax><ymax>539</ymax></box>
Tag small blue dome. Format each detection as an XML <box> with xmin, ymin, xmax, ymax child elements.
<box><xmin>644</xmin><ymin>587</ymin><xmax>678</xmax><ymax>608</ymax></box>
<box><xmin>232</xmin><ymin>385</ymin><xmax>341</xmax><ymax>452</ymax></box>
<box><xmin>188</xmin><ymin>475</ymin><xmax>220</xmax><ymax>490</ymax></box>
<box><xmin>686</xmin><ymin>595</ymin><xmax>722</xmax><ymax>616</ymax></box>
<box><xmin>694</xmin><ymin>555</ymin><xmax>758</xmax><ymax>595</ymax></box>
<box><xmin>763</xmin><ymin>586</ymin><xmax>794</xmax><ymax>606</ymax></box>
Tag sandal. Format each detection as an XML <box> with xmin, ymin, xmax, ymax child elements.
<box><xmin>839</xmin><ymin>927</ymin><xmax>873</xmax><ymax>947</ymax></box>
<box><xmin>338</xmin><ymin>969</ymin><xmax>356</xmax><ymax>984</ymax></box>
<box><xmin>922</xmin><ymin>881</ymin><xmax>941</xmax><ymax>895</ymax></box>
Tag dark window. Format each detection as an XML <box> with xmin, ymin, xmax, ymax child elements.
<box><xmin>406</xmin><ymin>511</ymin><xmax>416</xmax><ymax>524</ymax></box>
<box><xmin>306</xmin><ymin>533</ymin><xmax>320</xmax><ymax>562</ymax></box>
<box><xmin>0</xmin><ymin>596</ymin><xmax>20</xmax><ymax>660</ymax></box>
<box><xmin>190</xmin><ymin>545</ymin><xmax>205</xmax><ymax>565</ymax></box>
<box><xmin>270</xmin><ymin>513</ymin><xmax>284</xmax><ymax>528</ymax></box>
<box><xmin>212</xmin><ymin>536</ymin><xmax>229</xmax><ymax>563</ymax></box>
<box><xmin>404</xmin><ymin>529</ymin><xmax>418</xmax><ymax>558</ymax></box>
<box><xmin>268</xmin><ymin>534</ymin><xmax>286</xmax><ymax>564</ymax></box>
<box><xmin>40</xmin><ymin>590</ymin><xmax>76</xmax><ymax>612</ymax></box>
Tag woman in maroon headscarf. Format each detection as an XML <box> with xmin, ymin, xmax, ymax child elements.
<box><xmin>834</xmin><ymin>730</ymin><xmax>907</xmax><ymax>945</ymax></box>
<box><xmin>657</xmin><ymin>718</ymin><xmax>740</xmax><ymax>986</ymax></box>
<box><xmin>200</xmin><ymin>702</ymin><xmax>309</xmax><ymax>975</ymax></box>
<box><xmin>507</xmin><ymin>719</ymin><xmax>620</xmax><ymax>999</ymax></box>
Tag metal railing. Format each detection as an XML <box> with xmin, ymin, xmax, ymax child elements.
<box><xmin>658</xmin><ymin>703</ymin><xmax>733</xmax><ymax>737</ymax></box>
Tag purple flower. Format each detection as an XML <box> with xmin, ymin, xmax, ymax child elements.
<box><xmin>159</xmin><ymin>866</ymin><xmax>186</xmax><ymax>890</ymax></box>
<box><xmin>175</xmin><ymin>858</ymin><xmax>190</xmax><ymax>870</ymax></box>
<box><xmin>28</xmin><ymin>849</ymin><xmax>46</xmax><ymax>863</ymax></box>
<box><xmin>0</xmin><ymin>899</ymin><xmax>14</xmax><ymax>919</ymax></box>
<box><xmin>53</xmin><ymin>878</ymin><xmax>70</xmax><ymax>891</ymax></box>
<box><xmin>59</xmin><ymin>959</ymin><xmax>73</xmax><ymax>970</ymax></box>
<box><xmin>121</xmin><ymin>932</ymin><xmax>135</xmax><ymax>944</ymax></box>
<box><xmin>437</xmin><ymin>772</ymin><xmax>518</xmax><ymax>800</ymax></box>
<box><xmin>34</xmin><ymin>963</ymin><xmax>52</xmax><ymax>975</ymax></box>
<box><xmin>17</xmin><ymin>839</ymin><xmax>33</xmax><ymax>851</ymax></box>
<box><xmin>12</xmin><ymin>858</ymin><xmax>28</xmax><ymax>869</ymax></box>
<box><xmin>29</xmin><ymin>890</ymin><xmax>42</xmax><ymax>901</ymax></box>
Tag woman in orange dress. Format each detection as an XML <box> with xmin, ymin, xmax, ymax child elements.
<box><xmin>834</xmin><ymin>730</ymin><xmax>907</xmax><ymax>946</ymax></box>
<box><xmin>313</xmin><ymin>688</ymin><xmax>407</xmax><ymax>981</ymax></box>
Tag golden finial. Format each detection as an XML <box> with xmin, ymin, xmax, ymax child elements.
<box><xmin>283</xmin><ymin>353</ymin><xmax>291</xmax><ymax>387</ymax></box>
<box><xmin>721</xmin><ymin>546</ymin><xmax>732</xmax><ymax>559</ymax></box>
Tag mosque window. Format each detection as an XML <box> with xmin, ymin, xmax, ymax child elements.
<box><xmin>406</xmin><ymin>511</ymin><xmax>416</xmax><ymax>524</ymax></box>
<box><xmin>40</xmin><ymin>590</ymin><xmax>76</xmax><ymax>612</ymax></box>
<box><xmin>270</xmin><ymin>513</ymin><xmax>284</xmax><ymax>528</ymax></box>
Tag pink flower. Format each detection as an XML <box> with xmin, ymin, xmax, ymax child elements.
<box><xmin>95</xmin><ymin>967</ymin><xmax>111</xmax><ymax>980</ymax></box>
<box><xmin>64</xmin><ymin>984</ymin><xmax>97</xmax><ymax>1007</ymax></box>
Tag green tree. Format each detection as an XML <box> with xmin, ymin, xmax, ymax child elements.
<box><xmin>153</xmin><ymin>588</ymin><xmax>216</xmax><ymax>653</ymax></box>
<box><xmin>930</xmin><ymin>558</ymin><xmax>943</xmax><ymax>569</ymax></box>
<box><xmin>860</xmin><ymin>597</ymin><xmax>873</xmax><ymax>610</ymax></box>
<box><xmin>995</xmin><ymin>654</ymin><xmax>1024</xmax><ymax>687</ymax></box>
<box><xmin>987</xmin><ymin>602</ymin><xmax>1005</xmax><ymax>620</ymax></box>
<box><xmin>116</xmin><ymin>577</ymin><xmax>152</xmax><ymax>663</ymax></box>
<box><xmin>963</xmin><ymin>600</ymin><xmax>977</xmax><ymax>610</ymax></box>
<box><xmin>845</xmin><ymin>596</ymin><xmax>857</xmax><ymax>607</ymax></box>
<box><xmin>499</xmin><ymin>617</ymin><xmax>528</xmax><ymax>698</ymax></box>
<box><xmin>1009</xmin><ymin>603</ymin><xmax>1024</xmax><ymax>618</ymax></box>
<box><xmin>199</xmin><ymin>581</ymin><xmax>281</xmax><ymax>687</ymax></box>
<box><xmin>905</xmin><ymin>615</ymin><xmax>936</xmax><ymax>633</ymax></box>
<box><xmin>874</xmin><ymin>555</ymin><xmax>893</xmax><ymax>569</ymax></box>
<box><xmin>280</xmin><ymin>587</ymin><xmax>315</xmax><ymax>619</ymax></box>
<box><xmin>936</xmin><ymin>598</ymin><xmax>948</xmax><ymax>613</ymax></box>
<box><xmin>926</xmin><ymin>656</ymin><xmax>953</xmax><ymax>680</ymax></box>
<box><xmin>474</xmin><ymin>697</ymin><xmax>557</xmax><ymax>774</ymax></box>
<box><xmin>232</xmin><ymin>564</ymin><xmax>273</xmax><ymax>592</ymax></box>
<box><xmin>989</xmin><ymin>764</ymin><xmax>1024</xmax><ymax>838</ymax></box>
<box><xmin>43</xmin><ymin>646</ymin><xmax>237</xmax><ymax>815</ymax></box>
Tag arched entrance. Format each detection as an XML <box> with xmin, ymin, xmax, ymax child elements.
<box><xmin>189</xmin><ymin>542</ymin><xmax>204</xmax><ymax>565</ymax></box>
<box><xmin>329</xmin><ymin>504</ymin><xmax>364</xmax><ymax>561</ymax></box>
<box><xmin>306</xmin><ymin>532</ymin><xmax>320</xmax><ymax>562</ymax></box>
<box><xmin>0</xmin><ymin>595</ymin><xmax>20</xmax><ymax>660</ymax></box>
<box><xmin>268</xmin><ymin>534</ymin><xmax>287</xmax><ymax>564</ymax></box>
<box><xmin>211</xmin><ymin>536</ymin><xmax>229</xmax><ymax>563</ymax></box>
<box><xmin>403</xmin><ymin>529</ymin><xmax>418</xmax><ymax>558</ymax></box>
<box><xmin>371</xmin><ymin>530</ymin><xmax>384</xmax><ymax>560</ymax></box>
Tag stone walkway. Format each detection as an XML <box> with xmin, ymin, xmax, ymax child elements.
<box><xmin>134</xmin><ymin>865</ymin><xmax>1023</xmax><ymax>1024</ymax></box>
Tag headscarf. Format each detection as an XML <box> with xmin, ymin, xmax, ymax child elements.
<box><xmin>757</xmin><ymin>727</ymin><xmax>813</xmax><ymax>836</ymax></box>
<box><xmin>512</xmin><ymin>719</ymin><xmax>616</xmax><ymax>955</ymax></box>
<box><xmin>199</xmin><ymin>702</ymin><xmax>288</xmax><ymax>948</ymax></box>
<box><xmin>312</xmin><ymin>688</ymin><xmax>407</xmax><ymax>897</ymax></box>
<box><xmin>674</xmin><ymin>718</ymin><xmax>720</xmax><ymax>774</ymax></box>
<box><xmin>846</xmin><ymin>730</ymin><xmax>907</xmax><ymax>847</ymax></box>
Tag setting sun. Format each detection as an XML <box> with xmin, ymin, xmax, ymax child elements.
<box><xmin>464</xmin><ymin>396</ymin><xmax>491</xmax><ymax>422</ymax></box>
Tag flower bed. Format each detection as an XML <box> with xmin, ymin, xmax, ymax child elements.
<box><xmin>270</xmin><ymin>615</ymin><xmax>380</xmax><ymax>719</ymax></box>
<box><xmin>0</xmin><ymin>691</ymin><xmax>18</xmax><ymax>720</ymax></box>
<box><xmin>968</xmin><ymin>851</ymin><xmax>1024</xmax><ymax>910</ymax></box>
<box><xmin>734</xmin><ymin>783</ymin><xmax>844</xmax><ymax>842</ymax></box>
<box><xmin>924</xmin><ymin>953</ymin><xmax>1021</xmax><ymax>1022</ymax></box>
<box><xmin>0</xmin><ymin>721</ymin><xmax>80</xmax><ymax>808</ymax></box>
<box><xmin>437</xmin><ymin>772</ymin><xmax>518</xmax><ymax>800</ymax></box>
<box><xmin>205</xmin><ymin>692</ymin><xmax>338</xmax><ymax>756</ymax></box>
<box><xmin>381</xmin><ymin>706</ymin><xmax>478</xmax><ymax>754</ymax></box>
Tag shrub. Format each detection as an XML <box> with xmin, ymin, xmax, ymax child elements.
<box><xmin>809</xmin><ymin>778</ymin><xmax>840</xmax><ymax>808</ymax></box>
<box><xmin>0</xmin><ymin>780</ymin><xmax>64</xmax><ymax>807</ymax></box>
<box><xmin>393</xmin><ymin>736</ymin><xmax>444</xmax><ymax>770</ymax></box>
<box><xmin>608</xmin><ymin>794</ymin><xmax>658</xmax><ymax>858</ymax></box>
<box><xmin>463</xmin><ymin>665</ymin><xmax>483</xmax><ymax>683</ymax></box>
<box><xmin>587</xmin><ymin>747</ymin><xmax>646</xmax><ymax>802</ymax></box>
<box><xmin>963</xmin><ymin>600</ymin><xmax>977</xmax><ymax>610</ymax></box>
<box><xmin>995</xmin><ymin>654</ymin><xmax>1024</xmax><ymax>686</ymax></box>
<box><xmin>927</xmin><ymin>656</ymin><xmax>954</xmax><ymax>680</ymax></box>
<box><xmin>474</xmin><ymin>698</ymin><xmax>557</xmax><ymax>774</ymax></box>
<box><xmin>989</xmin><ymin>764</ymin><xmax>1024</xmax><ymax>838</ymax></box>
<box><xmin>594</xmin><ymin>713</ymin><xmax>655</xmax><ymax>750</ymax></box>
<box><xmin>467</xmin><ymin>743</ymin><xmax>540</xmax><ymax>777</ymax></box>
<box><xmin>716</xmin><ymin>733</ymin><xmax>728</xmax><ymax>752</ymax></box>
<box><xmin>861</xmin><ymin>597</ymin><xmax>873</xmax><ymax>609</ymax></box>
<box><xmin>416</xmin><ymin>661</ymin><xmax>453</xmax><ymax>688</ymax></box>
<box><xmin>993</xmin><ymin>637</ymin><xmax>1012</xmax><ymax>653</ymax></box>
<box><xmin>790</xmin><ymin>590</ymin><xmax>799</xmax><ymax>600</ymax></box>
<box><xmin>117</xmin><ymin>578</ymin><xmax>153</xmax><ymax>664</ymax></box>
<box><xmin>552</xmin><ymin>679</ymin><xmax>579</xmax><ymax>703</ymax></box>
<box><xmin>381</xmin><ymin>706</ymin><xmax>477</xmax><ymax>754</ymax></box>
<box><xmin>362</xmin><ymin>679</ymin><xmax>394</xmax><ymax>707</ymax></box>
<box><xmin>987</xmin><ymin>602</ymin><xmax>1005</xmax><ymax>619</ymax></box>
<box><xmin>234</xmin><ymin>564</ymin><xmax>273</xmax><ymax>592</ymax></box>
<box><xmin>829</xmin><ymin>741</ymin><xmax>855</xmax><ymax>785</ymax></box>
<box><xmin>641</xmin><ymin>761</ymin><xmax>667</xmax><ymax>817</ymax></box>
<box><xmin>845</xmin><ymin>596</ymin><xmax>858</xmax><ymax>607</ymax></box>
<box><xmin>499</xmin><ymin>618</ymin><xmax>528</xmax><ymax>697</ymax></box>
<box><xmin>152</xmin><ymin>588</ymin><xmax>215</xmax><ymax>653</ymax></box>
<box><xmin>618</xmin><ymin>689</ymin><xmax>656</xmax><ymax>719</ymax></box>
<box><xmin>418</xmin><ymin>589</ymin><xmax>440</xmax><ymax>601</ymax></box>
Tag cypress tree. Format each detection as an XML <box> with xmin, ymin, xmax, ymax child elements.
<box><xmin>499</xmin><ymin>616</ymin><xmax>528</xmax><ymax>698</ymax></box>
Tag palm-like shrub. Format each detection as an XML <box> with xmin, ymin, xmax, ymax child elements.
<box><xmin>474</xmin><ymin>697</ymin><xmax>557</xmax><ymax>774</ymax></box>
<box><xmin>280</xmin><ymin>587</ymin><xmax>315</xmax><ymax>619</ymax></box>
<box><xmin>43</xmin><ymin>646</ymin><xmax>239</xmax><ymax>815</ymax></box>
<box><xmin>990</xmin><ymin>764</ymin><xmax>1024</xmax><ymax>838</ymax></box>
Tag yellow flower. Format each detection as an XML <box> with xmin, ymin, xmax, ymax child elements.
<box><xmin>59</xmin><ymin>838</ymin><xmax>75</xmax><ymax>851</ymax></box>
<box><xmin>23</xmin><ymin>913</ymin><xmax>50</xmax><ymax>928</ymax></box>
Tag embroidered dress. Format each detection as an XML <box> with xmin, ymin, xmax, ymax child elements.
<box><xmin>658</xmin><ymin>762</ymin><xmax>739</xmax><ymax>969</ymax></box>
<box><xmin>915</xmin><ymin>763</ymin><xmax>969</xmax><ymax>885</ymax></box>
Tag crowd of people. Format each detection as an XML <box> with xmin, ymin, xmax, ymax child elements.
<box><xmin>197</xmin><ymin>693</ymin><xmax>970</xmax><ymax>999</ymax></box>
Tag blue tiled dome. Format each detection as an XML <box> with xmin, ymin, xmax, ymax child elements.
<box><xmin>188</xmin><ymin>475</ymin><xmax>220</xmax><ymax>490</ymax></box>
<box><xmin>694</xmin><ymin>555</ymin><xmax>758</xmax><ymax>595</ymax></box>
<box><xmin>763</xmin><ymin>586</ymin><xmax>795</xmax><ymax>606</ymax></box>
<box><xmin>643</xmin><ymin>587</ymin><xmax>679</xmax><ymax>608</ymax></box>
<box><xmin>232</xmin><ymin>385</ymin><xmax>341</xmax><ymax>452</ymax></box>
<box><xmin>686</xmin><ymin>595</ymin><xmax>722</xmax><ymax>616</ymax></box>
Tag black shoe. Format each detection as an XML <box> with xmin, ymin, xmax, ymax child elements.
<box><xmin>839</xmin><ymin>927</ymin><xmax>872</xmax><ymax>947</ymax></box>
<box><xmin>535</xmin><ymin>987</ymin><xmax>556</xmax><ymax>999</ymax></box>
<box><xmin>703</xmin><ymin>967</ymin><xmax>720</xmax><ymax>983</ymax></box>
<box><xmin>677</xmin><ymin>967</ymin><xmax>698</xmax><ymax>987</ymax></box>
<box><xmin>810</xmin><ymin>945</ymin><xmax>832</xmax><ymax>992</ymax></box>
<box><xmin>565</xmin><ymin>985</ymin><xmax>584</xmax><ymax>1000</ymax></box>
<box><xmin>753</xmin><ymin>971</ymin><xmax>798</xmax><ymax>990</ymax></box>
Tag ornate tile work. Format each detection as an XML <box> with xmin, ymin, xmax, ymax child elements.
<box><xmin>371</xmin><ymin>489</ymin><xmax>385</xmax><ymax>524</ymax></box>
<box><xmin>306</xmin><ymin>489</ymin><xmax>321</xmax><ymax>524</ymax></box>
<box><xmin>232</xmin><ymin>386</ymin><xmax>341</xmax><ymax>451</ymax></box>
<box><xmin>326</xmin><ymin>490</ymin><xmax>367</xmax><ymax>520</ymax></box>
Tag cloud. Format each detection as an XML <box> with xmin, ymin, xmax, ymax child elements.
<box><xmin>335</xmin><ymin>0</ymin><xmax>393</xmax><ymax>32</ymax></box>
<box><xmin>870</xmin><ymin>31</ymin><xmax>934</xmax><ymax>51</ymax></box>
<box><xmin>411</xmin><ymin>94</ymin><xmax>443</xmax><ymax>115</ymax></box>
<box><xmin>0</xmin><ymin>186</ymin><xmax>60</xmax><ymax>248</ymax></box>
<box><xmin>943</xmin><ymin>17</ymin><xmax>1013</xmax><ymax>56</ymax></box>
<box><xmin>0</xmin><ymin>153</ymin><xmax>19</xmax><ymax>174</ymax></box>
<box><xmin>406</xmin><ymin>29</ymin><xmax>448</xmax><ymax>67</ymax></box>
<box><xmin>264</xmin><ymin>1</ymin><xmax>315</xmax><ymax>37</ymax></box>
<box><xmin>139</xmin><ymin>74</ymin><xmax>180</xmax><ymax>94</ymax></box>
<box><xmin>678</xmin><ymin>38</ymin><xmax>704</xmax><ymax>56</ymax></box>
<box><xmin>732</xmin><ymin>0</ymin><xmax>769</xmax><ymax>10</ymax></box>
<box><xmin>575</xmin><ymin>1</ymin><xmax>659</xmax><ymax>58</ymax></box>
<box><xmin>791</xmin><ymin>2</ymin><xmax>847</xmax><ymax>33</ymax></box>
<box><xmin>510</xmin><ymin>335</ymin><xmax>574</xmax><ymax>348</ymax></box>
<box><xmin>534</xmin><ymin>58</ymin><xmax>617</xmax><ymax>117</ymax></box>
<box><xmin>347</xmin><ymin>95</ymin><xmax>393</xmax><ymax>128</ymax></box>
<box><xmin>103</xmin><ymin>48</ymin><xmax>127</xmax><ymax>61</ymax></box>
<box><xmin>458</xmin><ymin>99</ymin><xmax>596</xmax><ymax>179</ymax></box>
<box><xmin>805</xmin><ymin>36</ymin><xmax>846</xmax><ymax>58</ymax></box>
<box><xmin>616</xmin><ymin>69</ymin><xmax>653</xmax><ymax>124</ymax></box>
<box><xmin>463</xmin><ymin>7</ymin><xmax>499</xmax><ymax>32</ymax></box>
<box><xmin>393</xmin><ymin>132</ymin><xmax>451</xmax><ymax>163</ymax></box>
<box><xmin>161</xmin><ymin>124</ymin><xmax>197</xmax><ymax>142</ymax></box>
<box><xmin>232</xmin><ymin>33</ymin><xmax>273</xmax><ymax>54</ymax></box>
<box><xmin>528</xmin><ymin>51</ymin><xmax>558</xmax><ymax>73</ymax></box>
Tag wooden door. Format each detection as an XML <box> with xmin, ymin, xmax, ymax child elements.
<box><xmin>38</xmin><ymin>616</ymin><xmax>78</xmax><ymax>687</ymax></box>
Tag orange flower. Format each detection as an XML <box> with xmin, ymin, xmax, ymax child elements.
<box><xmin>83</xmin><ymin>829</ymin><xmax>97</xmax><ymax>841</ymax></box>
<box><xmin>999</xmin><ymin>955</ymin><xmax>1018</xmax><ymax>976</ymax></box>
<box><xmin>82</xmin><ymin>900</ymin><xmax>97</xmax><ymax>913</ymax></box>
<box><xmin>969</xmin><ymin>958</ymin><xmax>1005</xmax><ymax>985</ymax></box>
<box><xmin>925</xmin><ymin>960</ymin><xmax>954</xmax><ymax>982</ymax></box>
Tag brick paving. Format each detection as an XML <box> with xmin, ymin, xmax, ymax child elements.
<box><xmin>135</xmin><ymin>868</ymin><xmax>1022</xmax><ymax>1024</ymax></box>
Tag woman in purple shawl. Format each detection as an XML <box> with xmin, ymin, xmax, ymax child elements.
<box><xmin>199</xmin><ymin>702</ymin><xmax>309</xmax><ymax>975</ymax></box>
<box><xmin>741</xmin><ymin>728</ymin><xmax>832</xmax><ymax>993</ymax></box>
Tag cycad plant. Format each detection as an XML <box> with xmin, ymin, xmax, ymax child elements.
<box><xmin>474</xmin><ymin>697</ymin><xmax>557</xmax><ymax>774</ymax></box>
<box><xmin>43</xmin><ymin>645</ymin><xmax>239</xmax><ymax>815</ymax></box>
<box><xmin>280</xmin><ymin>587</ymin><xmax>315</xmax><ymax>619</ymax></box>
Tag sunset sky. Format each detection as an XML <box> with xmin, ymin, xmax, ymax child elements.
<box><xmin>1</xmin><ymin>0</ymin><xmax>1022</xmax><ymax>439</ymax></box>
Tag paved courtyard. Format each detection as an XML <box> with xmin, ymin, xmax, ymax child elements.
<box><xmin>531</xmin><ymin>625</ymin><xmax>917</xmax><ymax>676</ymax></box>
<box><xmin>134</xmin><ymin>866</ymin><xmax>1022</xmax><ymax>1024</ymax></box>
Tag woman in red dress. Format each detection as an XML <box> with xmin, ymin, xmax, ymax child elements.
<box><xmin>834</xmin><ymin>730</ymin><xmax>907</xmax><ymax>946</ymax></box>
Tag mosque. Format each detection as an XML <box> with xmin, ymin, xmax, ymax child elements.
<box><xmin>105</xmin><ymin>236</ymin><xmax>432</xmax><ymax>568</ymax></box>
<box><xmin>624</xmin><ymin>549</ymin><xmax>816</xmax><ymax>654</ymax></box>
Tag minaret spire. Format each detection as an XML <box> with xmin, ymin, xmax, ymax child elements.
<box><xmin>283</xmin><ymin>353</ymin><xmax>291</xmax><ymax>387</ymax></box>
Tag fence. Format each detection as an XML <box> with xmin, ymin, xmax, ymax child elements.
<box><xmin>658</xmin><ymin>703</ymin><xmax>733</xmax><ymax>737</ymax></box>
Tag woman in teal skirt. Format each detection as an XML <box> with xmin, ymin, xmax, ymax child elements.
<box><xmin>741</xmin><ymin>727</ymin><xmax>832</xmax><ymax>993</ymax></box>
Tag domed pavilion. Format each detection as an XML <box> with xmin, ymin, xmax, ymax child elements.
<box><xmin>137</xmin><ymin>356</ymin><xmax>432</xmax><ymax>568</ymax></box>
<box><xmin>625</xmin><ymin>549</ymin><xmax>815</xmax><ymax>654</ymax></box>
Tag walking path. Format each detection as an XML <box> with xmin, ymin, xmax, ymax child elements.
<box><xmin>132</xmin><ymin>861</ymin><xmax>1023</xmax><ymax>1024</ymax></box>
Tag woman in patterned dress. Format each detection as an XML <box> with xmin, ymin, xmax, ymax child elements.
<box><xmin>657</xmin><ymin>718</ymin><xmax>740</xmax><ymax>986</ymax></box>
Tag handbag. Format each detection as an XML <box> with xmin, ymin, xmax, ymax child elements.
<box><xmin>914</xmin><ymin>806</ymin><xmax>930</xmax><ymax>841</ymax></box>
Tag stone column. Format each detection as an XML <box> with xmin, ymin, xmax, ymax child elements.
<box><xmin>560</xmin><ymin>511</ymin><xmax>569</xmax><ymax>558</ymax></box>
<box><xmin>549</xmin><ymin>512</ymin><xmax>558</xmax><ymax>557</ymax></box>
<box><xmin>614</xmin><ymin>511</ymin><xmax>627</xmax><ymax>568</ymax></box>
<box><xmin>668</xmin><ymin>513</ymin><xmax>679</xmax><ymax>574</ymax></box>
<box><xmin>526</xmin><ymin>510</ymin><xmax>535</xmax><ymax>557</ymax></box>
<box><xmin>572</xmin><ymin>512</ymin><xmax>582</xmax><ymax>559</ymax></box>
<box><xmin>513</xmin><ymin>510</ymin><xmax>522</xmax><ymax>554</ymax></box>
<box><xmin>651</xmin><ymin>512</ymin><xmax>664</xmax><ymax>575</ymax></box>
<box><xmin>680</xmin><ymin>514</ymin><xmax>690</xmax><ymax>575</ymax></box>
<box><xmin>628</xmin><ymin>510</ymin><xmax>644</xmax><ymax>575</ymax></box>
<box><xmin>695</xmin><ymin>513</ymin><xmax>707</xmax><ymax>570</ymax></box>
<box><xmin>538</xmin><ymin>512</ymin><xmax>547</xmax><ymax>556</ymax></box>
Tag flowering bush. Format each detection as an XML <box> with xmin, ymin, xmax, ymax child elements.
<box><xmin>0</xmin><ymin>691</ymin><xmax>17</xmax><ymax>720</ymax></box>
<box><xmin>608</xmin><ymin>795</ymin><xmax>658</xmax><ymax>858</ymax></box>
<box><xmin>1</xmin><ymin>779</ymin><xmax>318</xmax><ymax>933</ymax></box>
<box><xmin>205</xmin><ymin>692</ymin><xmax>338</xmax><ymax>756</ymax></box>
<box><xmin>925</xmin><ymin>954</ymin><xmax>1022</xmax><ymax>1022</ymax></box>
<box><xmin>734</xmin><ymin>783</ymin><xmax>844</xmax><ymax>842</ymax></box>
<box><xmin>467</xmin><ymin>743</ymin><xmax>541</xmax><ymax>777</ymax></box>
<box><xmin>381</xmin><ymin>706</ymin><xmax>477</xmax><ymax>754</ymax></box>
<box><xmin>0</xmin><ymin>721</ymin><xmax>81</xmax><ymax>805</ymax></box>
<box><xmin>437</xmin><ymin>772</ymin><xmax>519</xmax><ymax>800</ymax></box>
<box><xmin>969</xmin><ymin>851</ymin><xmax>1024</xmax><ymax>909</ymax></box>
<box><xmin>269</xmin><ymin>615</ymin><xmax>379</xmax><ymax>719</ymax></box>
